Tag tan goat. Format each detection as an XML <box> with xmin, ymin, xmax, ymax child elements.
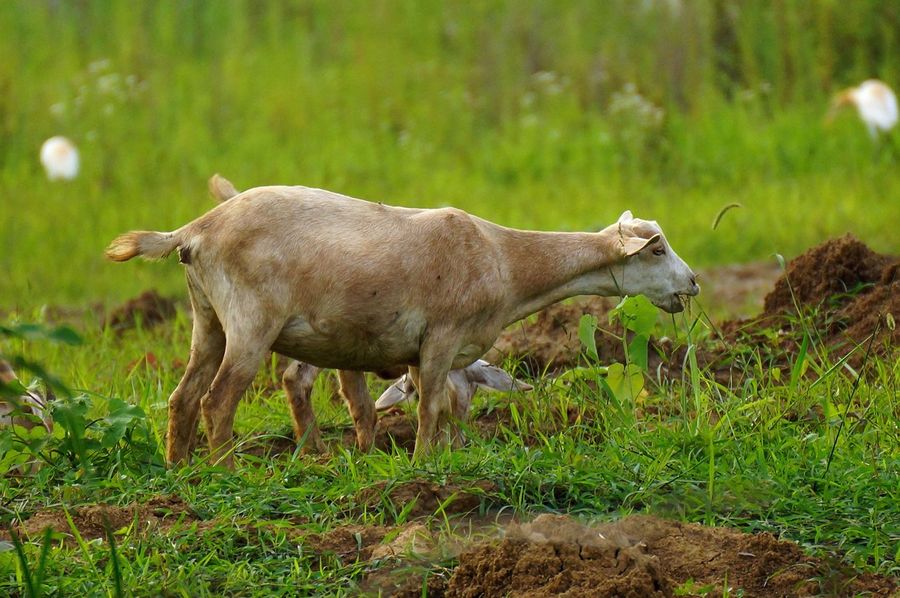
<box><xmin>208</xmin><ymin>175</ymin><xmax>531</xmax><ymax>454</ymax></box>
<box><xmin>107</xmin><ymin>181</ymin><xmax>698</xmax><ymax>466</ymax></box>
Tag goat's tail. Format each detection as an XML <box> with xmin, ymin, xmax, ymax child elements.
<box><xmin>105</xmin><ymin>230</ymin><xmax>184</xmax><ymax>262</ymax></box>
<box><xmin>208</xmin><ymin>173</ymin><xmax>240</xmax><ymax>203</ymax></box>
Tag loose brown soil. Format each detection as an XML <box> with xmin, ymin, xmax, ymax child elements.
<box><xmin>303</xmin><ymin>524</ymin><xmax>395</xmax><ymax>564</ymax></box>
<box><xmin>360</xmin><ymin>479</ymin><xmax>497</xmax><ymax>519</ymax></box>
<box><xmin>485</xmin><ymin>297</ymin><xmax>623</xmax><ymax>374</ymax></box>
<box><xmin>2</xmin><ymin>495</ymin><xmax>195</xmax><ymax>544</ymax></box>
<box><xmin>442</xmin><ymin>514</ymin><xmax>896</xmax><ymax>598</ymax></box>
<box><xmin>717</xmin><ymin>236</ymin><xmax>898</xmax><ymax>372</ymax></box>
<box><xmin>760</xmin><ymin>235</ymin><xmax>898</xmax><ymax>352</ymax></box>
<box><xmin>103</xmin><ymin>289</ymin><xmax>177</xmax><ymax>333</ymax></box>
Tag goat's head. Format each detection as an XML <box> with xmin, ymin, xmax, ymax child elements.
<box><xmin>611</xmin><ymin>211</ymin><xmax>699</xmax><ymax>313</ymax></box>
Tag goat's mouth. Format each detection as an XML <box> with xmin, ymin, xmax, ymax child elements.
<box><xmin>655</xmin><ymin>294</ymin><xmax>690</xmax><ymax>314</ymax></box>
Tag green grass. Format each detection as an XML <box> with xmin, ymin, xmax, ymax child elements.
<box><xmin>2</xmin><ymin>312</ymin><xmax>897</xmax><ymax>596</ymax></box>
<box><xmin>1</xmin><ymin>1</ymin><xmax>898</xmax><ymax>596</ymax></box>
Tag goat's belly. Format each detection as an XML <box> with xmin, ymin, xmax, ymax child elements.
<box><xmin>270</xmin><ymin>315</ymin><xmax>420</xmax><ymax>370</ymax></box>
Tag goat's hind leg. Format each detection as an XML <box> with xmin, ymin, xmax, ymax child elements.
<box><xmin>166</xmin><ymin>285</ymin><xmax>225</xmax><ymax>467</ymax></box>
<box><xmin>283</xmin><ymin>361</ymin><xmax>327</xmax><ymax>453</ymax></box>
<box><xmin>200</xmin><ymin>314</ymin><xmax>279</xmax><ymax>468</ymax></box>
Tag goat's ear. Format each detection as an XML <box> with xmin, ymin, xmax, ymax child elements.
<box><xmin>622</xmin><ymin>233</ymin><xmax>661</xmax><ymax>257</ymax></box>
<box><xmin>469</xmin><ymin>363</ymin><xmax>533</xmax><ymax>392</ymax></box>
<box><xmin>375</xmin><ymin>375</ymin><xmax>416</xmax><ymax>410</ymax></box>
<box><xmin>208</xmin><ymin>174</ymin><xmax>240</xmax><ymax>203</ymax></box>
<box><xmin>618</xmin><ymin>210</ymin><xmax>634</xmax><ymax>223</ymax></box>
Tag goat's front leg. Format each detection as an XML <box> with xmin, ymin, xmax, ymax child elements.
<box><xmin>410</xmin><ymin>348</ymin><xmax>454</xmax><ymax>460</ymax></box>
<box><xmin>166</xmin><ymin>285</ymin><xmax>225</xmax><ymax>467</ymax></box>
<box><xmin>337</xmin><ymin>370</ymin><xmax>376</xmax><ymax>451</ymax></box>
<box><xmin>283</xmin><ymin>361</ymin><xmax>326</xmax><ymax>453</ymax></box>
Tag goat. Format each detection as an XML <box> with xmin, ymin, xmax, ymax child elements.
<box><xmin>107</xmin><ymin>180</ymin><xmax>699</xmax><ymax>466</ymax></box>
<box><xmin>207</xmin><ymin>175</ymin><xmax>531</xmax><ymax>453</ymax></box>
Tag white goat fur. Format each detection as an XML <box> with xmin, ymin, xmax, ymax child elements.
<box><xmin>376</xmin><ymin>359</ymin><xmax>534</xmax><ymax>413</ymax></box>
<box><xmin>107</xmin><ymin>177</ymin><xmax>698</xmax><ymax>466</ymax></box>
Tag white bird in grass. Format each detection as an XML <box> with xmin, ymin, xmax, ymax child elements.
<box><xmin>827</xmin><ymin>79</ymin><xmax>898</xmax><ymax>140</ymax></box>
<box><xmin>39</xmin><ymin>135</ymin><xmax>80</xmax><ymax>180</ymax></box>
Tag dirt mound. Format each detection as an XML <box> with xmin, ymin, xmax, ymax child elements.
<box><xmin>104</xmin><ymin>290</ymin><xmax>177</xmax><ymax>332</ymax></box>
<box><xmin>763</xmin><ymin>235</ymin><xmax>892</xmax><ymax>317</ymax></box>
<box><xmin>361</xmin><ymin>479</ymin><xmax>497</xmax><ymax>519</ymax></box>
<box><xmin>4</xmin><ymin>495</ymin><xmax>194</xmax><ymax>544</ymax></box>
<box><xmin>486</xmin><ymin>297</ymin><xmax>623</xmax><ymax>373</ymax></box>
<box><xmin>448</xmin><ymin>516</ymin><xmax>669</xmax><ymax>597</ymax></box>
<box><xmin>444</xmin><ymin>514</ymin><xmax>897</xmax><ymax>598</ymax></box>
<box><xmin>729</xmin><ymin>236</ymin><xmax>899</xmax><ymax>364</ymax></box>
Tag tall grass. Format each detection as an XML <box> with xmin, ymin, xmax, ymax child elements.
<box><xmin>0</xmin><ymin>1</ymin><xmax>897</xmax><ymax>308</ymax></box>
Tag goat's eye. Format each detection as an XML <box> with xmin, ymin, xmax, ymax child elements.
<box><xmin>652</xmin><ymin>247</ymin><xmax>666</xmax><ymax>256</ymax></box>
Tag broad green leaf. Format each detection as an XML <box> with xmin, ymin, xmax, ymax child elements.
<box><xmin>610</xmin><ymin>295</ymin><xmax>657</xmax><ymax>335</ymax></box>
<box><xmin>578</xmin><ymin>314</ymin><xmax>599</xmax><ymax>361</ymax></box>
<box><xmin>627</xmin><ymin>333</ymin><xmax>650</xmax><ymax>371</ymax></box>
<box><xmin>0</xmin><ymin>379</ymin><xmax>28</xmax><ymax>398</ymax></box>
<box><xmin>100</xmin><ymin>400</ymin><xmax>146</xmax><ymax>448</ymax></box>
<box><xmin>605</xmin><ymin>362</ymin><xmax>644</xmax><ymax>403</ymax></box>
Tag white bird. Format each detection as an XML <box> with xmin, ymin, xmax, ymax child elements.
<box><xmin>39</xmin><ymin>136</ymin><xmax>80</xmax><ymax>180</ymax></box>
<box><xmin>828</xmin><ymin>79</ymin><xmax>898</xmax><ymax>139</ymax></box>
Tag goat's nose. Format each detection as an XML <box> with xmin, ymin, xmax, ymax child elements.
<box><xmin>688</xmin><ymin>274</ymin><xmax>700</xmax><ymax>295</ymax></box>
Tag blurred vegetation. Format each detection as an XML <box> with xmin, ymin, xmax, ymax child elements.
<box><xmin>0</xmin><ymin>0</ymin><xmax>898</xmax><ymax>307</ymax></box>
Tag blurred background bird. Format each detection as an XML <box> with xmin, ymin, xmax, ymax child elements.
<box><xmin>827</xmin><ymin>79</ymin><xmax>898</xmax><ymax>140</ymax></box>
<box><xmin>39</xmin><ymin>135</ymin><xmax>80</xmax><ymax>180</ymax></box>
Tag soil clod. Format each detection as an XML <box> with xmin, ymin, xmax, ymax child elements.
<box><xmin>104</xmin><ymin>289</ymin><xmax>177</xmax><ymax>332</ymax></box>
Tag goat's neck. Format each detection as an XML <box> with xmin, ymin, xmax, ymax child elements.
<box><xmin>499</xmin><ymin>226</ymin><xmax>625</xmax><ymax>325</ymax></box>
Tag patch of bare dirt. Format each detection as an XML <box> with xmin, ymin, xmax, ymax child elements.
<box><xmin>3</xmin><ymin>495</ymin><xmax>195</xmax><ymax>544</ymax></box>
<box><xmin>360</xmin><ymin>479</ymin><xmax>497</xmax><ymax>519</ymax></box>
<box><xmin>762</xmin><ymin>235</ymin><xmax>892</xmax><ymax>318</ymax></box>
<box><xmin>303</xmin><ymin>524</ymin><xmax>394</xmax><ymax>564</ymax></box>
<box><xmin>443</xmin><ymin>514</ymin><xmax>897</xmax><ymax>598</ymax></box>
<box><xmin>103</xmin><ymin>289</ymin><xmax>177</xmax><ymax>333</ymax></box>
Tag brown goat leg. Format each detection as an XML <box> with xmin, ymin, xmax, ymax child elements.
<box><xmin>282</xmin><ymin>361</ymin><xmax>327</xmax><ymax>453</ymax></box>
<box><xmin>410</xmin><ymin>359</ymin><xmax>453</xmax><ymax>461</ymax></box>
<box><xmin>337</xmin><ymin>370</ymin><xmax>376</xmax><ymax>451</ymax></box>
<box><xmin>199</xmin><ymin>318</ymin><xmax>276</xmax><ymax>468</ymax></box>
<box><xmin>166</xmin><ymin>289</ymin><xmax>225</xmax><ymax>466</ymax></box>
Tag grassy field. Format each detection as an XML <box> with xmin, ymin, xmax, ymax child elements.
<box><xmin>1</xmin><ymin>2</ymin><xmax>898</xmax><ymax>596</ymax></box>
